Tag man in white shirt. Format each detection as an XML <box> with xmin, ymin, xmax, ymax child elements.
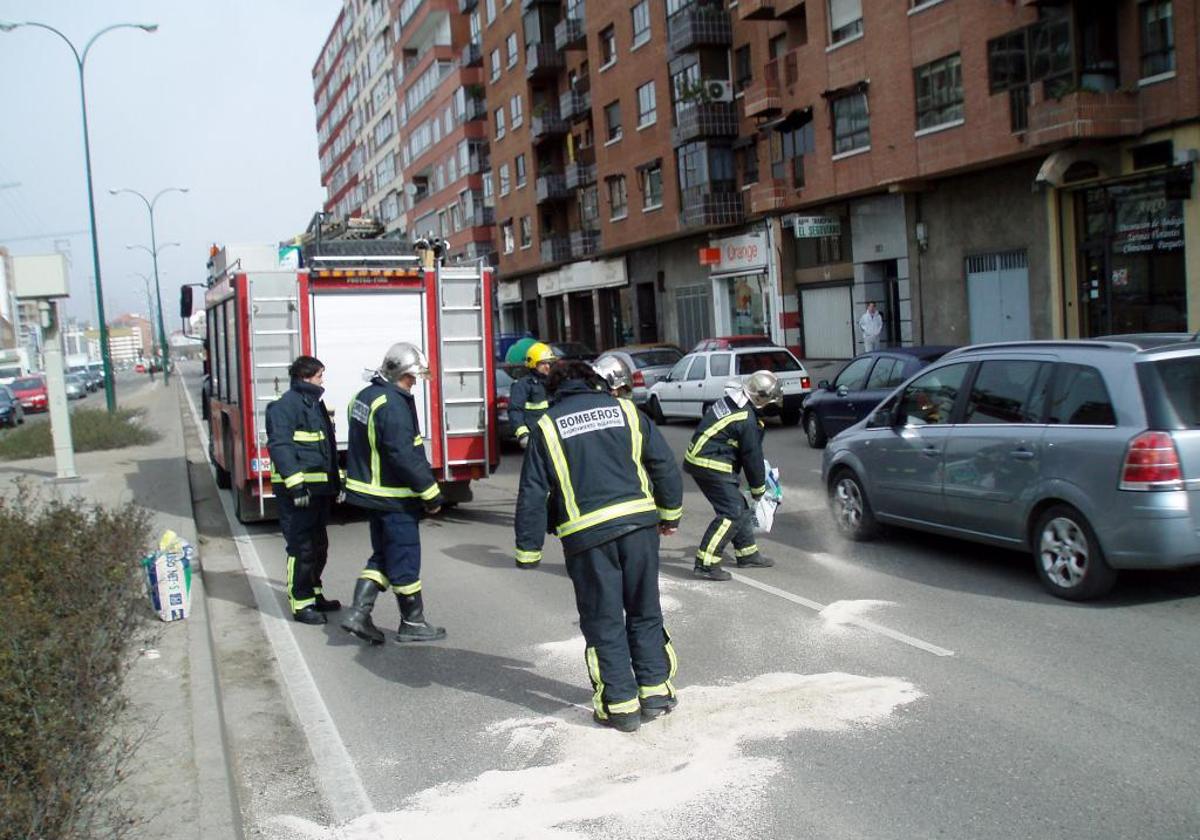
<box><xmin>859</xmin><ymin>301</ymin><xmax>883</xmax><ymax>352</ymax></box>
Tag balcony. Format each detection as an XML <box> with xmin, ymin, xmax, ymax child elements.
<box><xmin>466</xmin><ymin>146</ymin><xmax>491</xmax><ymax>175</ymax></box>
<box><xmin>526</xmin><ymin>44</ymin><xmax>564</xmax><ymax>79</ymax></box>
<box><xmin>1025</xmin><ymin>89</ymin><xmax>1140</xmax><ymax>148</ymax></box>
<box><xmin>570</xmin><ymin>228</ymin><xmax>600</xmax><ymax>258</ymax></box>
<box><xmin>458</xmin><ymin>0</ymin><xmax>477</xmax><ymax>10</ymax></box>
<box><xmin>737</xmin><ymin>0</ymin><xmax>775</xmax><ymax>20</ymax></box>
<box><xmin>749</xmin><ymin>179</ymin><xmax>791</xmax><ymax>215</ymax></box>
<box><xmin>565</xmin><ymin>161</ymin><xmax>596</xmax><ymax>189</ymax></box>
<box><xmin>531</xmin><ymin>109</ymin><xmax>570</xmax><ymax>142</ymax></box>
<box><xmin>536</xmin><ymin>174</ymin><xmax>571</xmax><ymax>204</ymax></box>
<box><xmin>463</xmin><ymin>205</ymin><xmax>496</xmax><ymax>228</ymax></box>
<box><xmin>461</xmin><ymin>40</ymin><xmax>482</xmax><ymax>67</ymax></box>
<box><xmin>672</xmin><ymin>102</ymin><xmax>739</xmax><ymax>146</ymax></box>
<box><xmin>743</xmin><ymin>77</ymin><xmax>781</xmax><ymax>118</ymax></box>
<box><xmin>774</xmin><ymin>0</ymin><xmax>805</xmax><ymax>18</ymax></box>
<box><xmin>465</xmin><ymin>96</ymin><xmax>488</xmax><ymax>122</ymax></box>
<box><xmin>679</xmin><ymin>185</ymin><xmax>744</xmax><ymax>229</ymax></box>
<box><xmin>560</xmin><ymin>88</ymin><xmax>591</xmax><ymax>122</ymax></box>
<box><xmin>555</xmin><ymin>15</ymin><xmax>586</xmax><ymax>51</ymax></box>
<box><xmin>667</xmin><ymin>7</ymin><xmax>732</xmax><ymax>55</ymax></box>
<box><xmin>540</xmin><ymin>235</ymin><xmax>571</xmax><ymax>263</ymax></box>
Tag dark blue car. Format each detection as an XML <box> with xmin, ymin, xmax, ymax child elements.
<box><xmin>802</xmin><ymin>346</ymin><xmax>955</xmax><ymax>448</ymax></box>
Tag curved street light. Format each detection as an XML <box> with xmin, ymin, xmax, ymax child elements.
<box><xmin>129</xmin><ymin>271</ymin><xmax>158</xmax><ymax>357</ymax></box>
<box><xmin>0</xmin><ymin>20</ymin><xmax>158</xmax><ymax>412</ymax></box>
<box><xmin>112</xmin><ymin>187</ymin><xmax>187</xmax><ymax>385</ymax></box>
<box><xmin>126</xmin><ymin>240</ymin><xmax>180</xmax><ymax>376</ymax></box>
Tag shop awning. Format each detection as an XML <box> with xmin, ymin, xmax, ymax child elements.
<box><xmin>1035</xmin><ymin>146</ymin><xmax>1121</xmax><ymax>188</ymax></box>
<box><xmin>758</xmin><ymin>107</ymin><xmax>813</xmax><ymax>134</ymax></box>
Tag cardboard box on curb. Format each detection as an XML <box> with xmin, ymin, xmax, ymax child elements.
<box><xmin>142</xmin><ymin>530</ymin><xmax>194</xmax><ymax>622</ymax></box>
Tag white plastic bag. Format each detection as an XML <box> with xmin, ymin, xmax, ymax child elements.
<box><xmin>751</xmin><ymin>461</ymin><xmax>783</xmax><ymax>533</ymax></box>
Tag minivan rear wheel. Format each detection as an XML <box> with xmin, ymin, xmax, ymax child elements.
<box><xmin>830</xmin><ymin>469</ymin><xmax>878</xmax><ymax>541</ymax></box>
<box><xmin>805</xmin><ymin>412</ymin><xmax>827</xmax><ymax>448</ymax></box>
<box><xmin>1033</xmin><ymin>505</ymin><xmax>1117</xmax><ymax>601</ymax></box>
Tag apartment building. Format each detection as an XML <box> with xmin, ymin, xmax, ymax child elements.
<box><xmin>484</xmin><ymin>0</ymin><xmax>1198</xmax><ymax>358</ymax></box>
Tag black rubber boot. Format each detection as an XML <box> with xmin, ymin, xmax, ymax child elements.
<box><xmin>736</xmin><ymin>554</ymin><xmax>774</xmax><ymax>568</ymax></box>
<box><xmin>640</xmin><ymin>694</ymin><xmax>679</xmax><ymax>721</ymax></box>
<box><xmin>693</xmin><ymin>563</ymin><xmax>732</xmax><ymax>581</ymax></box>
<box><xmin>395</xmin><ymin>591</ymin><xmax>447</xmax><ymax>642</ymax></box>
<box><xmin>293</xmin><ymin>605</ymin><xmax>327</xmax><ymax>625</ymax></box>
<box><xmin>313</xmin><ymin>589</ymin><xmax>342</xmax><ymax>611</ymax></box>
<box><xmin>340</xmin><ymin>579</ymin><xmax>385</xmax><ymax>645</ymax></box>
<box><xmin>593</xmin><ymin>710</ymin><xmax>642</xmax><ymax>733</ymax></box>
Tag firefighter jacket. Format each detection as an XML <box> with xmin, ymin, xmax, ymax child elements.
<box><xmin>508</xmin><ymin>370</ymin><xmax>550</xmax><ymax>440</ymax></box>
<box><xmin>683</xmin><ymin>395</ymin><xmax>768</xmax><ymax>497</ymax></box>
<box><xmin>266</xmin><ymin>379</ymin><xmax>339</xmax><ymax>495</ymax></box>
<box><xmin>515</xmin><ymin>379</ymin><xmax>683</xmax><ymax>561</ymax></box>
<box><xmin>343</xmin><ymin>375</ymin><xmax>443</xmax><ymax>512</ymax></box>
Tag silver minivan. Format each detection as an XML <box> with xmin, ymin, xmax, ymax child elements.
<box><xmin>822</xmin><ymin>337</ymin><xmax>1200</xmax><ymax>600</ymax></box>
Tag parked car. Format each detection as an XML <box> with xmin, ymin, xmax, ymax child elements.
<box><xmin>85</xmin><ymin>364</ymin><xmax>105</xmax><ymax>390</ymax></box>
<box><xmin>549</xmin><ymin>341</ymin><xmax>597</xmax><ymax>362</ymax></box>
<box><xmin>64</xmin><ymin>374</ymin><xmax>88</xmax><ymax>400</ymax></box>
<box><xmin>802</xmin><ymin>346</ymin><xmax>955</xmax><ymax>448</ymax></box>
<box><xmin>822</xmin><ymin>336</ymin><xmax>1200</xmax><ymax>601</ymax></box>
<box><xmin>10</xmin><ymin>376</ymin><xmax>48</xmax><ymax>413</ymax></box>
<box><xmin>68</xmin><ymin>366</ymin><xmax>96</xmax><ymax>392</ymax></box>
<box><xmin>135</xmin><ymin>363</ymin><xmax>146</xmax><ymax>373</ymax></box>
<box><xmin>646</xmin><ymin>339</ymin><xmax>811</xmax><ymax>425</ymax></box>
<box><xmin>594</xmin><ymin>344</ymin><xmax>684</xmax><ymax>406</ymax></box>
<box><xmin>0</xmin><ymin>385</ymin><xmax>24</xmax><ymax>428</ymax></box>
<box><xmin>495</xmin><ymin>367</ymin><xmax>518</xmax><ymax>445</ymax></box>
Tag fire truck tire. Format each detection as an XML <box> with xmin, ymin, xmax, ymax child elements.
<box><xmin>214</xmin><ymin>431</ymin><xmax>231</xmax><ymax>490</ymax></box>
<box><xmin>234</xmin><ymin>484</ymin><xmax>263</xmax><ymax>524</ymax></box>
<box><xmin>439</xmin><ymin>480</ymin><xmax>473</xmax><ymax>507</ymax></box>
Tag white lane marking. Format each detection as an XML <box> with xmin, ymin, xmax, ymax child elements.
<box><xmin>729</xmin><ymin>572</ymin><xmax>956</xmax><ymax>657</ymax></box>
<box><xmin>183</xmin><ymin>379</ymin><xmax>376</xmax><ymax>826</ymax></box>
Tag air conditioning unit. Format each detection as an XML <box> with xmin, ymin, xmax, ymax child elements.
<box><xmin>704</xmin><ymin>80</ymin><xmax>734</xmax><ymax>102</ymax></box>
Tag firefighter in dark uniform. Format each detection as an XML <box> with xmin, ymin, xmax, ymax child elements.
<box><xmin>515</xmin><ymin>360</ymin><xmax>684</xmax><ymax>733</ymax></box>
<box><xmin>685</xmin><ymin>371</ymin><xmax>782</xmax><ymax>581</ymax></box>
<box><xmin>339</xmin><ymin>342</ymin><xmax>447</xmax><ymax>646</ymax></box>
<box><xmin>266</xmin><ymin>355</ymin><xmax>342</xmax><ymax>624</ymax></box>
<box><xmin>508</xmin><ymin>341</ymin><xmax>557</xmax><ymax>450</ymax></box>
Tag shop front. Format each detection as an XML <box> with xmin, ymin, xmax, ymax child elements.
<box><xmin>537</xmin><ymin>257</ymin><xmax>630</xmax><ymax>353</ymax></box>
<box><xmin>497</xmin><ymin>280</ymin><xmax>524</xmax><ymax>334</ymax></box>
<box><xmin>707</xmin><ymin>229</ymin><xmax>771</xmax><ymax>339</ymax></box>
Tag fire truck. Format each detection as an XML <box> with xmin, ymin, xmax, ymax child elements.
<box><xmin>188</xmin><ymin>231</ymin><xmax>498</xmax><ymax>522</ymax></box>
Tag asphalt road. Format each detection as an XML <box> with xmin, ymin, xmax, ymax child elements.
<box><xmin>180</xmin><ymin>362</ymin><xmax>1200</xmax><ymax>840</ymax></box>
<box><xmin>2</xmin><ymin>368</ymin><xmax>157</xmax><ymax>429</ymax></box>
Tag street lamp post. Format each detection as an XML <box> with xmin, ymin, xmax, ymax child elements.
<box><xmin>112</xmin><ymin>188</ymin><xmax>187</xmax><ymax>385</ymax></box>
<box><xmin>127</xmin><ymin>242</ymin><xmax>178</xmax><ymax>377</ymax></box>
<box><xmin>0</xmin><ymin>20</ymin><xmax>158</xmax><ymax>413</ymax></box>
<box><xmin>130</xmin><ymin>271</ymin><xmax>158</xmax><ymax>358</ymax></box>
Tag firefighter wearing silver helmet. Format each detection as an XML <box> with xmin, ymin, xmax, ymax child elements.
<box><xmin>340</xmin><ymin>341</ymin><xmax>447</xmax><ymax>645</ymax></box>
<box><xmin>682</xmin><ymin>369</ymin><xmax>782</xmax><ymax>580</ymax></box>
<box><xmin>592</xmin><ymin>355</ymin><xmax>633</xmax><ymax>397</ymax></box>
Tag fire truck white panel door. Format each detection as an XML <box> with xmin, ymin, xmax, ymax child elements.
<box><xmin>310</xmin><ymin>291</ymin><xmax>429</xmax><ymax>450</ymax></box>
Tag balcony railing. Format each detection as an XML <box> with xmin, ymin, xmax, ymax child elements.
<box><xmin>672</xmin><ymin>101</ymin><xmax>739</xmax><ymax>146</ymax></box>
<box><xmin>570</xmin><ymin>228</ymin><xmax>600</xmax><ymax>258</ymax></box>
<box><xmin>560</xmin><ymin>88</ymin><xmax>591</xmax><ymax>122</ymax></box>
<box><xmin>461</xmin><ymin>40</ymin><xmax>482</xmax><ymax>67</ymax></box>
<box><xmin>555</xmin><ymin>14</ymin><xmax>587</xmax><ymax>51</ymax></box>
<box><xmin>565</xmin><ymin>161</ymin><xmax>596</xmax><ymax>189</ymax></box>
<box><xmin>667</xmin><ymin>7</ymin><xmax>732</xmax><ymax>54</ymax></box>
<box><xmin>679</xmin><ymin>184</ymin><xmax>744</xmax><ymax>229</ymax></box>
<box><xmin>458</xmin><ymin>0</ymin><xmax>478</xmax><ymax>11</ymax></box>
<box><xmin>465</xmin><ymin>96</ymin><xmax>488</xmax><ymax>122</ymax></box>
<box><xmin>463</xmin><ymin>205</ymin><xmax>496</xmax><ymax>228</ymax></box>
<box><xmin>466</xmin><ymin>147</ymin><xmax>491</xmax><ymax>174</ymax></box>
<box><xmin>540</xmin><ymin>235</ymin><xmax>571</xmax><ymax>263</ymax></box>
<box><xmin>536</xmin><ymin>174</ymin><xmax>571</xmax><ymax>204</ymax></box>
<box><xmin>743</xmin><ymin>77</ymin><xmax>781</xmax><ymax>117</ymax></box>
<box><xmin>1025</xmin><ymin>89</ymin><xmax>1140</xmax><ymax>148</ymax></box>
<box><xmin>526</xmin><ymin>43</ymin><xmax>564</xmax><ymax>79</ymax></box>
<box><xmin>532</xmin><ymin>110</ymin><xmax>570</xmax><ymax>142</ymax></box>
<box><xmin>737</xmin><ymin>0</ymin><xmax>775</xmax><ymax>20</ymax></box>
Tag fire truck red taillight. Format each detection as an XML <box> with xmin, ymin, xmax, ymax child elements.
<box><xmin>1120</xmin><ymin>431</ymin><xmax>1183</xmax><ymax>490</ymax></box>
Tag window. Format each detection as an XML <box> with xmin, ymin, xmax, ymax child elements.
<box><xmin>520</xmin><ymin>215</ymin><xmax>532</xmax><ymax>248</ymax></box>
<box><xmin>987</xmin><ymin>30</ymin><xmax>1028</xmax><ymax>94</ymax></box>
<box><xmin>668</xmin><ymin>357</ymin><xmax>691</xmax><ymax>381</ymax></box>
<box><xmin>828</xmin><ymin>0</ymin><xmax>863</xmax><ymax>43</ymax></box>
<box><xmin>769</xmin><ymin>34</ymin><xmax>787</xmax><ymax>60</ymax></box>
<box><xmin>741</xmin><ymin>143</ymin><xmax>759</xmax><ymax>186</ymax></box>
<box><xmin>604</xmin><ymin>100</ymin><xmax>623</xmax><ymax>142</ymax></box>
<box><xmin>686</xmin><ymin>356</ymin><xmax>707</xmax><ymax>381</ymax></box>
<box><xmin>709</xmin><ymin>353</ymin><xmax>730</xmax><ymax>377</ymax></box>
<box><xmin>486</xmin><ymin>0</ymin><xmax>496</xmax><ymax>24</ymax></box>
<box><xmin>608</xmin><ymin>175</ymin><xmax>628</xmax><ymax>219</ymax></box>
<box><xmin>600</xmin><ymin>25</ymin><xmax>617</xmax><ymax>67</ymax></box>
<box><xmin>515</xmin><ymin>153</ymin><xmax>527</xmax><ymax>187</ymax></box>
<box><xmin>897</xmin><ymin>363</ymin><xmax>969</xmax><ymax>426</ymax></box>
<box><xmin>490</xmin><ymin>49</ymin><xmax>501</xmax><ymax>82</ymax></box>
<box><xmin>501</xmin><ymin>220</ymin><xmax>514</xmax><ymax>253</ymax></box>
<box><xmin>865</xmin><ymin>357</ymin><xmax>908</xmax><ymax>390</ymax></box>
<box><xmin>736</xmin><ymin>351</ymin><xmax>801</xmax><ymax>375</ymax></box>
<box><xmin>640</xmin><ymin>164</ymin><xmax>663</xmax><ymax>209</ymax></box>
<box><xmin>580</xmin><ymin>184</ymin><xmax>599</xmax><ymax>224</ymax></box>
<box><xmin>636</xmin><ymin>82</ymin><xmax>657</xmax><ymax>127</ymax></box>
<box><xmin>499</xmin><ymin>163</ymin><xmax>511</xmax><ymax>195</ymax></box>
<box><xmin>734</xmin><ymin>45</ymin><xmax>752</xmax><ymax>92</ymax></box>
<box><xmin>832</xmin><ymin>91</ymin><xmax>870</xmax><ymax>155</ymax></box>
<box><xmin>1140</xmin><ymin>0</ymin><xmax>1175</xmax><ymax>78</ymax></box>
<box><xmin>495</xmin><ymin>107</ymin><xmax>506</xmax><ymax>139</ymax></box>
<box><xmin>914</xmin><ymin>53</ymin><xmax>963</xmax><ymax>131</ymax></box>
<box><xmin>510</xmin><ymin>93</ymin><xmax>523</xmax><ymax>128</ymax></box>
<box><xmin>964</xmin><ymin>361</ymin><xmax>1051</xmax><ymax>424</ymax></box>
<box><xmin>770</xmin><ymin>117</ymin><xmax>814</xmax><ymax>182</ymax></box>
<box><xmin>1048</xmin><ymin>364</ymin><xmax>1116</xmax><ymax>426</ymax></box>
<box><xmin>631</xmin><ymin>1</ymin><xmax>651</xmax><ymax>47</ymax></box>
<box><xmin>834</xmin><ymin>356</ymin><xmax>875</xmax><ymax>391</ymax></box>
<box><xmin>506</xmin><ymin>32</ymin><xmax>519</xmax><ymax>68</ymax></box>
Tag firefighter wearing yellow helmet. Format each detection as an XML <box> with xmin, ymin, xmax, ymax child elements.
<box><xmin>509</xmin><ymin>341</ymin><xmax>558</xmax><ymax>449</ymax></box>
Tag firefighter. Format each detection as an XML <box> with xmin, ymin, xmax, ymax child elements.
<box><xmin>339</xmin><ymin>342</ymin><xmax>447</xmax><ymax>645</ymax></box>
<box><xmin>515</xmin><ymin>360</ymin><xmax>683</xmax><ymax>733</ymax></box>
<box><xmin>593</xmin><ymin>355</ymin><xmax>634</xmax><ymax>399</ymax></box>
<box><xmin>685</xmin><ymin>371</ymin><xmax>782</xmax><ymax>581</ymax></box>
<box><xmin>265</xmin><ymin>355</ymin><xmax>341</xmax><ymax>624</ymax></box>
<box><xmin>508</xmin><ymin>341</ymin><xmax>557</xmax><ymax>449</ymax></box>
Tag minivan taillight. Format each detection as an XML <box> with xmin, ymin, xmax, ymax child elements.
<box><xmin>1120</xmin><ymin>431</ymin><xmax>1184</xmax><ymax>491</ymax></box>
<box><xmin>632</xmin><ymin>370</ymin><xmax>645</xmax><ymax>387</ymax></box>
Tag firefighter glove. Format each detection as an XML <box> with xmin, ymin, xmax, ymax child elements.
<box><xmin>518</xmin><ymin>435</ymin><xmax>529</xmax><ymax>450</ymax></box>
<box><xmin>291</xmin><ymin>487</ymin><xmax>311</xmax><ymax>509</ymax></box>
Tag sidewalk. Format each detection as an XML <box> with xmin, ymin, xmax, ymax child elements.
<box><xmin>0</xmin><ymin>378</ymin><xmax>241</xmax><ymax>840</ymax></box>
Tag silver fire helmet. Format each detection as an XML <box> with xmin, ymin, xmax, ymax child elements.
<box><xmin>743</xmin><ymin>369</ymin><xmax>783</xmax><ymax>409</ymax></box>
<box><xmin>380</xmin><ymin>342</ymin><xmax>430</xmax><ymax>383</ymax></box>
<box><xmin>592</xmin><ymin>355</ymin><xmax>633</xmax><ymax>394</ymax></box>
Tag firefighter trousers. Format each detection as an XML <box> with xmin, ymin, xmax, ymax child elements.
<box><xmin>692</xmin><ymin>472</ymin><xmax>759</xmax><ymax>567</ymax></box>
<box><xmin>276</xmin><ymin>488</ymin><xmax>332</xmax><ymax>613</ymax></box>
<box><xmin>565</xmin><ymin>525</ymin><xmax>678</xmax><ymax>721</ymax></box>
<box><xmin>359</xmin><ymin>505</ymin><xmax>424</xmax><ymax>596</ymax></box>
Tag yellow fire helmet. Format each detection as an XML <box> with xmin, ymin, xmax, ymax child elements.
<box><xmin>525</xmin><ymin>341</ymin><xmax>559</xmax><ymax>369</ymax></box>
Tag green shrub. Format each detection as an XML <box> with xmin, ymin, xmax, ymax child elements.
<box><xmin>0</xmin><ymin>482</ymin><xmax>152</xmax><ymax>840</ymax></box>
<box><xmin>0</xmin><ymin>408</ymin><xmax>158</xmax><ymax>461</ymax></box>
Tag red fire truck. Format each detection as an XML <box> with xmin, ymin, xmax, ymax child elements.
<box><xmin>189</xmin><ymin>236</ymin><xmax>497</xmax><ymax>522</ymax></box>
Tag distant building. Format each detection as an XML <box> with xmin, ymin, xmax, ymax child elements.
<box><xmin>106</xmin><ymin>327</ymin><xmax>143</xmax><ymax>363</ymax></box>
<box><xmin>0</xmin><ymin>248</ymin><xmax>15</xmax><ymax>349</ymax></box>
<box><xmin>109</xmin><ymin>313</ymin><xmax>154</xmax><ymax>357</ymax></box>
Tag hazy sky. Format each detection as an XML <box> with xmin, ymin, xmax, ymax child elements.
<box><xmin>0</xmin><ymin>0</ymin><xmax>341</xmax><ymax>332</ymax></box>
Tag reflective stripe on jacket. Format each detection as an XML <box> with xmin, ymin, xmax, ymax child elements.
<box><xmin>508</xmin><ymin>371</ymin><xmax>550</xmax><ymax>439</ymax></box>
<box><xmin>515</xmin><ymin>379</ymin><xmax>683</xmax><ymax>559</ymax></box>
<box><xmin>265</xmin><ymin>380</ymin><xmax>339</xmax><ymax>494</ymax></box>
<box><xmin>343</xmin><ymin>376</ymin><xmax>443</xmax><ymax>511</ymax></box>
<box><xmin>683</xmin><ymin>396</ymin><xmax>767</xmax><ymax>495</ymax></box>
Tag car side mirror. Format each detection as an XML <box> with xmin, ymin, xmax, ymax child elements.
<box><xmin>180</xmin><ymin>285</ymin><xmax>193</xmax><ymax>319</ymax></box>
<box><xmin>818</xmin><ymin>379</ymin><xmax>831</xmax><ymax>390</ymax></box>
<box><xmin>836</xmin><ymin>385</ymin><xmax>850</xmax><ymax>398</ymax></box>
